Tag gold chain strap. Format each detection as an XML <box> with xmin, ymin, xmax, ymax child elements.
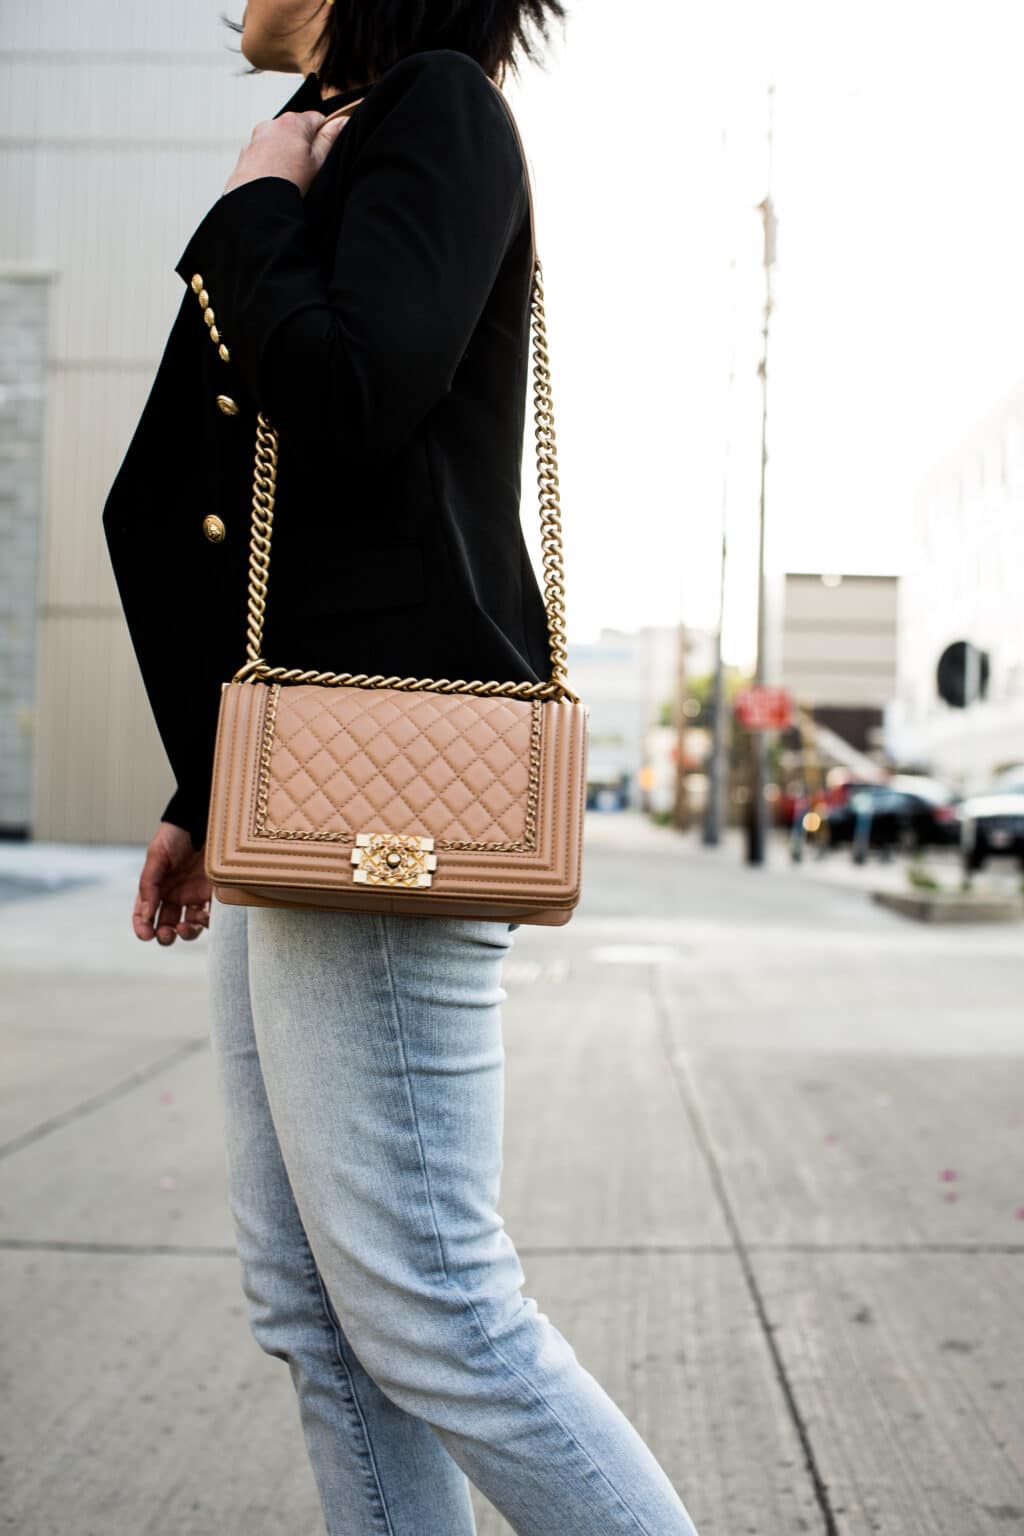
<box><xmin>233</xmin><ymin>259</ymin><xmax>578</xmax><ymax>703</ymax></box>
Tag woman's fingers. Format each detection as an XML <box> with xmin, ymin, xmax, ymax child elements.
<box><xmin>310</xmin><ymin>110</ymin><xmax>351</xmax><ymax>175</ymax></box>
<box><xmin>226</xmin><ymin>107</ymin><xmax>351</xmax><ymax>195</ymax></box>
<box><xmin>134</xmin><ymin>824</ymin><xmax>209</xmax><ymax>946</ymax></box>
<box><xmin>176</xmin><ymin>903</ymin><xmax>210</xmax><ymax>941</ymax></box>
<box><xmin>133</xmin><ymin>843</ymin><xmax>168</xmax><ymax>940</ymax></box>
<box><xmin>138</xmin><ymin>896</ymin><xmax>209</xmax><ymax>946</ymax></box>
<box><xmin>154</xmin><ymin>899</ymin><xmax>183</xmax><ymax>945</ymax></box>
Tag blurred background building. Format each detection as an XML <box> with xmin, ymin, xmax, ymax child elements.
<box><xmin>0</xmin><ymin>3</ymin><xmax>286</xmax><ymax>843</ymax></box>
<box><xmin>780</xmin><ymin>571</ymin><xmax>899</xmax><ymax>754</ymax></box>
<box><xmin>892</xmin><ymin>375</ymin><xmax>1024</xmax><ymax>789</ymax></box>
<box><xmin>567</xmin><ymin>626</ymin><xmax>715</xmax><ymax>810</ymax></box>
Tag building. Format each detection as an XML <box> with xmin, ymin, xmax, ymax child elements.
<box><xmin>892</xmin><ymin>377</ymin><xmax>1024</xmax><ymax>788</ymax></box>
<box><xmin>566</xmin><ymin>625</ymin><xmax>713</xmax><ymax>808</ymax></box>
<box><xmin>780</xmin><ymin>572</ymin><xmax>899</xmax><ymax>754</ymax></box>
<box><xmin>0</xmin><ymin>6</ymin><xmax>290</xmax><ymax>842</ymax></box>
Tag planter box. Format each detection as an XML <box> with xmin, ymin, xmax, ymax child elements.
<box><xmin>871</xmin><ymin>889</ymin><xmax>1024</xmax><ymax>924</ymax></box>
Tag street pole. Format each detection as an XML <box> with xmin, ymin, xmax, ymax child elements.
<box><xmin>704</xmin><ymin>241</ymin><xmax>738</xmax><ymax>848</ymax></box>
<box><xmin>673</xmin><ymin>621</ymin><xmax>689</xmax><ymax>831</ymax></box>
<box><xmin>746</xmin><ymin>84</ymin><xmax>777</xmax><ymax>867</ymax></box>
<box><xmin>703</xmin><ymin>515</ymin><xmax>729</xmax><ymax>846</ymax></box>
<box><xmin>962</xmin><ymin>639</ymin><xmax>981</xmax><ymax>792</ymax></box>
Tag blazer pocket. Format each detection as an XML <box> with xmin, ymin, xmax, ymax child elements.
<box><xmin>273</xmin><ymin>540</ymin><xmax>426</xmax><ymax>618</ymax></box>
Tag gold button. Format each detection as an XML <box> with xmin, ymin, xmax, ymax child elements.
<box><xmin>190</xmin><ymin>273</ymin><xmax>203</xmax><ymax>293</ymax></box>
<box><xmin>203</xmin><ymin>514</ymin><xmax>226</xmax><ymax>543</ymax></box>
<box><xmin>218</xmin><ymin>343</ymin><xmax>231</xmax><ymax>363</ymax></box>
<box><xmin>215</xmin><ymin>394</ymin><xmax>239</xmax><ymax>416</ymax></box>
<box><xmin>209</xmin><ymin>325</ymin><xmax>221</xmax><ymax>344</ymax></box>
<box><xmin>198</xmin><ymin>288</ymin><xmax>209</xmax><ymax>308</ymax></box>
<box><xmin>203</xmin><ymin>308</ymin><xmax>216</xmax><ymax>327</ymax></box>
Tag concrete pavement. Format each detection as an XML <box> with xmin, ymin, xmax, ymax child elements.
<box><xmin>1</xmin><ymin>815</ymin><xmax>1021</xmax><ymax>1534</ymax></box>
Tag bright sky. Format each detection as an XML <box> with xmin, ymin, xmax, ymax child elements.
<box><xmin>503</xmin><ymin>0</ymin><xmax>1024</xmax><ymax>662</ymax></box>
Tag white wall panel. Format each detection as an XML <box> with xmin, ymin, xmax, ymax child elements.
<box><xmin>0</xmin><ymin>3</ymin><xmax>308</xmax><ymax>840</ymax></box>
<box><xmin>32</xmin><ymin>612</ymin><xmax>173</xmax><ymax>845</ymax></box>
<box><xmin>39</xmin><ymin>367</ymin><xmax>154</xmax><ymax>609</ymax></box>
<box><xmin>2</xmin><ymin>1</ymin><xmax>261</xmax><ymax>58</ymax></box>
<box><xmin>0</xmin><ymin>55</ymin><xmax>290</xmax><ymax>144</ymax></box>
<box><xmin>19</xmin><ymin>145</ymin><xmax>231</xmax><ymax>361</ymax></box>
<box><xmin>782</xmin><ymin>630</ymin><xmax>899</xmax><ymax>671</ymax></box>
<box><xmin>0</xmin><ymin>152</ymin><xmax>40</xmax><ymax>263</ymax></box>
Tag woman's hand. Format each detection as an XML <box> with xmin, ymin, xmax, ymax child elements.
<box><xmin>224</xmin><ymin>109</ymin><xmax>351</xmax><ymax>198</ymax></box>
<box><xmin>133</xmin><ymin>822</ymin><xmax>212</xmax><ymax>945</ymax></box>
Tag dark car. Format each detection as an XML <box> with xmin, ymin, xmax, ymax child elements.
<box><xmin>960</xmin><ymin>778</ymin><xmax>1024</xmax><ymax>873</ymax></box>
<box><xmin>822</xmin><ymin>776</ymin><xmax>959</xmax><ymax>859</ymax></box>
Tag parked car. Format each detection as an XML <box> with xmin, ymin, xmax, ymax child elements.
<box><xmin>585</xmin><ymin>772</ymin><xmax>631</xmax><ymax>813</ymax></box>
<box><xmin>822</xmin><ymin>776</ymin><xmax>959</xmax><ymax>857</ymax></box>
<box><xmin>960</xmin><ymin>776</ymin><xmax>1024</xmax><ymax>872</ymax></box>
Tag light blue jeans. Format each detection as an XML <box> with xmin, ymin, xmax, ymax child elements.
<box><xmin>207</xmin><ymin>898</ymin><xmax>699</xmax><ymax>1536</ymax></box>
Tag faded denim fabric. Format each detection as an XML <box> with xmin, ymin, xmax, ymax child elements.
<box><xmin>207</xmin><ymin>899</ymin><xmax>699</xmax><ymax>1536</ymax></box>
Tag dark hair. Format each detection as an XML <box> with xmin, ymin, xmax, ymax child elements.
<box><xmin>223</xmin><ymin>1</ymin><xmax>567</xmax><ymax>90</ymax></box>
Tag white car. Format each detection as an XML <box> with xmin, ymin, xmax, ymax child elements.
<box><xmin>960</xmin><ymin>777</ymin><xmax>1024</xmax><ymax>872</ymax></box>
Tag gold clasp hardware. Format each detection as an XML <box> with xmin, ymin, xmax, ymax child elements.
<box><xmin>351</xmin><ymin>833</ymin><xmax>437</xmax><ymax>889</ymax></box>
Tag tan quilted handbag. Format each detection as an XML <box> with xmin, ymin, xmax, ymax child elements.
<box><xmin>204</xmin><ymin>87</ymin><xmax>587</xmax><ymax>926</ymax></box>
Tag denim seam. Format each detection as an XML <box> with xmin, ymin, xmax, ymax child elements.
<box><xmin>373</xmin><ymin>914</ymin><xmax>655</xmax><ymax>1536</ymax></box>
<box><xmin>372</xmin><ymin>913</ymin><xmax>452</xmax><ymax>1290</ymax></box>
<box><xmin>298</xmin><ymin>1229</ymin><xmax>397</xmax><ymax>1536</ymax></box>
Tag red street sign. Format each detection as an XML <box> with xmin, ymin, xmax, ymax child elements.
<box><xmin>734</xmin><ymin>685</ymin><xmax>793</xmax><ymax>731</ymax></box>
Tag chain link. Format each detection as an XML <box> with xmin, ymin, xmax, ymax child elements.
<box><xmin>235</xmin><ymin>257</ymin><xmax>578</xmax><ymax>704</ymax></box>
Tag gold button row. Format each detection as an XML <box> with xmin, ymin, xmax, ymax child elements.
<box><xmin>191</xmin><ymin>274</ymin><xmax>238</xmax><ymax>541</ymax></box>
<box><xmin>190</xmin><ymin>272</ymin><xmax>230</xmax><ymax>363</ymax></box>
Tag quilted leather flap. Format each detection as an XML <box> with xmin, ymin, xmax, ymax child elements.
<box><xmin>259</xmin><ymin>684</ymin><xmax>541</xmax><ymax>849</ymax></box>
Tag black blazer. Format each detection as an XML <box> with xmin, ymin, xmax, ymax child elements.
<box><xmin>102</xmin><ymin>49</ymin><xmax>550</xmax><ymax>851</ymax></box>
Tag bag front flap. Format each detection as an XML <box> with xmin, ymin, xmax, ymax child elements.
<box><xmin>258</xmin><ymin>683</ymin><xmax>541</xmax><ymax>851</ymax></box>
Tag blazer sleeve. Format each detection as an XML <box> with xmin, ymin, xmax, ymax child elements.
<box><xmin>160</xmin><ymin>782</ymin><xmax>208</xmax><ymax>851</ymax></box>
<box><xmin>173</xmin><ymin>50</ymin><xmax>528</xmax><ymax>461</ymax></box>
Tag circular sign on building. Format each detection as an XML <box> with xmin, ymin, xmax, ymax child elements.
<box><xmin>936</xmin><ymin>641</ymin><xmax>989</xmax><ymax>709</ymax></box>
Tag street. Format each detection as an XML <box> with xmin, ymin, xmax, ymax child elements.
<box><xmin>1</xmin><ymin>813</ymin><xmax>1022</xmax><ymax>1535</ymax></box>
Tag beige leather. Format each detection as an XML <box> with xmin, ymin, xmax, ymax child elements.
<box><xmin>206</xmin><ymin>681</ymin><xmax>588</xmax><ymax>925</ymax></box>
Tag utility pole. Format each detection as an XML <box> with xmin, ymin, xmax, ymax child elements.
<box><xmin>673</xmin><ymin>622</ymin><xmax>690</xmax><ymax>830</ymax></box>
<box><xmin>703</xmin><ymin>505</ymin><xmax>729</xmax><ymax>845</ymax></box>
<box><xmin>704</xmin><ymin>228</ymin><xmax>739</xmax><ymax>848</ymax></box>
<box><xmin>746</xmin><ymin>83</ymin><xmax>777</xmax><ymax>866</ymax></box>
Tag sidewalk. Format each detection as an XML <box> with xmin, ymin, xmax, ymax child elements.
<box><xmin>1</xmin><ymin>815</ymin><xmax>1022</xmax><ymax>1534</ymax></box>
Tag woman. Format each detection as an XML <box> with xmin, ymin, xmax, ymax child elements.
<box><xmin>103</xmin><ymin>3</ymin><xmax>700</xmax><ymax>1532</ymax></box>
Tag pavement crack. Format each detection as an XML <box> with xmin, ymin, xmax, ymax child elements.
<box><xmin>652</xmin><ymin>964</ymin><xmax>841</xmax><ymax>1536</ymax></box>
<box><xmin>518</xmin><ymin>1242</ymin><xmax>737</xmax><ymax>1256</ymax></box>
<box><xmin>0</xmin><ymin>1037</ymin><xmax>210</xmax><ymax>1161</ymax></box>
<box><xmin>0</xmin><ymin>1237</ymin><xmax>237</xmax><ymax>1257</ymax></box>
<box><xmin>517</xmin><ymin>1241</ymin><xmax>1024</xmax><ymax>1257</ymax></box>
<box><xmin>4</xmin><ymin>1238</ymin><xmax>1016</xmax><ymax>1262</ymax></box>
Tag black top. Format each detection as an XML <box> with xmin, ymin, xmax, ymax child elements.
<box><xmin>102</xmin><ymin>49</ymin><xmax>548</xmax><ymax>850</ymax></box>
